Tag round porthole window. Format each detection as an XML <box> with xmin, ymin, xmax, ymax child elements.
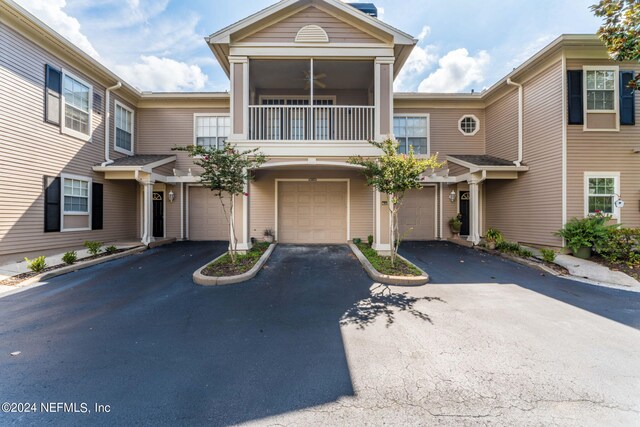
<box><xmin>458</xmin><ymin>115</ymin><xmax>480</xmax><ymax>136</ymax></box>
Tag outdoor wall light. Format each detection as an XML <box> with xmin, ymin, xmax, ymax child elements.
<box><xmin>168</xmin><ymin>190</ymin><xmax>175</xmax><ymax>203</ymax></box>
<box><xmin>449</xmin><ymin>190</ymin><xmax>456</xmax><ymax>203</ymax></box>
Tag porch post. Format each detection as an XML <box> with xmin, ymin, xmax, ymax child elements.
<box><xmin>141</xmin><ymin>181</ymin><xmax>155</xmax><ymax>246</ymax></box>
<box><xmin>373</xmin><ymin>189</ymin><xmax>391</xmax><ymax>255</ymax></box>
<box><xmin>234</xmin><ymin>169</ymin><xmax>252</xmax><ymax>252</ymax></box>
<box><xmin>467</xmin><ymin>181</ymin><xmax>480</xmax><ymax>245</ymax></box>
<box><xmin>374</xmin><ymin>57</ymin><xmax>395</xmax><ymax>142</ymax></box>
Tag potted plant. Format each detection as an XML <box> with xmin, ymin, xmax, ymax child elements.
<box><xmin>449</xmin><ymin>214</ymin><xmax>462</xmax><ymax>237</ymax></box>
<box><xmin>484</xmin><ymin>227</ymin><xmax>504</xmax><ymax>250</ymax></box>
<box><xmin>263</xmin><ymin>228</ymin><xmax>275</xmax><ymax>243</ymax></box>
<box><xmin>556</xmin><ymin>212</ymin><xmax>617</xmax><ymax>259</ymax></box>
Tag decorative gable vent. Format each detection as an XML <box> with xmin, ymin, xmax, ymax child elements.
<box><xmin>295</xmin><ymin>25</ymin><xmax>329</xmax><ymax>43</ymax></box>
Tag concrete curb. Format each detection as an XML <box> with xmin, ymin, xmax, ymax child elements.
<box><xmin>0</xmin><ymin>246</ymin><xmax>146</xmax><ymax>298</ymax></box>
<box><xmin>193</xmin><ymin>243</ymin><xmax>277</xmax><ymax>286</ymax></box>
<box><xmin>348</xmin><ymin>242</ymin><xmax>429</xmax><ymax>285</ymax></box>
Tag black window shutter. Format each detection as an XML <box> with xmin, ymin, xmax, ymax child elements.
<box><xmin>45</xmin><ymin>65</ymin><xmax>62</xmax><ymax>125</ymax></box>
<box><xmin>92</xmin><ymin>183</ymin><xmax>103</xmax><ymax>230</ymax></box>
<box><xmin>44</xmin><ymin>176</ymin><xmax>61</xmax><ymax>232</ymax></box>
<box><xmin>620</xmin><ymin>71</ymin><xmax>635</xmax><ymax>125</ymax></box>
<box><xmin>567</xmin><ymin>70</ymin><xmax>583</xmax><ymax>125</ymax></box>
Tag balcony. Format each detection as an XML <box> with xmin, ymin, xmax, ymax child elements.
<box><xmin>248</xmin><ymin>105</ymin><xmax>375</xmax><ymax>142</ymax></box>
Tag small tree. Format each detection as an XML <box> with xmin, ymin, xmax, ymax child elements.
<box><xmin>173</xmin><ymin>143</ymin><xmax>267</xmax><ymax>263</ymax></box>
<box><xmin>348</xmin><ymin>139</ymin><xmax>445</xmax><ymax>266</ymax></box>
<box><xmin>592</xmin><ymin>0</ymin><xmax>640</xmax><ymax>88</ymax></box>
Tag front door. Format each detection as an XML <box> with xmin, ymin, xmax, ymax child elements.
<box><xmin>459</xmin><ymin>191</ymin><xmax>470</xmax><ymax>236</ymax></box>
<box><xmin>152</xmin><ymin>192</ymin><xmax>164</xmax><ymax>238</ymax></box>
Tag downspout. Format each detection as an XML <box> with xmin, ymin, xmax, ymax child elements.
<box><xmin>506</xmin><ymin>78</ymin><xmax>523</xmax><ymax>167</ymax></box>
<box><xmin>101</xmin><ymin>81</ymin><xmax>122</xmax><ymax>166</ymax></box>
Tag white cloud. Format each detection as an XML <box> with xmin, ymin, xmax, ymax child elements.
<box><xmin>394</xmin><ymin>26</ymin><xmax>438</xmax><ymax>91</ymax></box>
<box><xmin>418</xmin><ymin>48</ymin><xmax>490</xmax><ymax>93</ymax></box>
<box><xmin>113</xmin><ymin>56</ymin><xmax>208</xmax><ymax>91</ymax></box>
<box><xmin>19</xmin><ymin>0</ymin><xmax>100</xmax><ymax>58</ymax></box>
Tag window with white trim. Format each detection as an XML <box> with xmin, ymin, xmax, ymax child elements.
<box><xmin>458</xmin><ymin>115</ymin><xmax>479</xmax><ymax>136</ymax></box>
<box><xmin>115</xmin><ymin>102</ymin><xmax>134</xmax><ymax>154</ymax></box>
<box><xmin>584</xmin><ymin>173</ymin><xmax>620</xmax><ymax>217</ymax></box>
<box><xmin>393</xmin><ymin>115</ymin><xmax>429</xmax><ymax>154</ymax></box>
<box><xmin>585</xmin><ymin>68</ymin><xmax>617</xmax><ymax>111</ymax></box>
<box><xmin>63</xmin><ymin>177</ymin><xmax>90</xmax><ymax>213</ymax></box>
<box><xmin>194</xmin><ymin>115</ymin><xmax>230</xmax><ymax>148</ymax></box>
<box><xmin>62</xmin><ymin>72</ymin><xmax>92</xmax><ymax>138</ymax></box>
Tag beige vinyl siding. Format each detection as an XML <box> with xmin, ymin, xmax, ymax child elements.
<box><xmin>249</xmin><ymin>169</ymin><xmax>372</xmax><ymax>242</ymax></box>
<box><xmin>238</xmin><ymin>6</ymin><xmax>382</xmax><ymax>44</ymax></box>
<box><xmin>485</xmin><ymin>89</ymin><xmax>518</xmax><ymax>161</ymax></box>
<box><xmin>566</xmin><ymin>61</ymin><xmax>640</xmax><ymax>227</ymax></box>
<box><xmin>394</xmin><ymin>108</ymin><xmax>486</xmax><ymax>161</ymax></box>
<box><xmin>0</xmin><ymin>21</ymin><xmax>137</xmax><ymax>258</ymax></box>
<box><xmin>485</xmin><ymin>60</ymin><xmax>564</xmax><ymax>247</ymax></box>
<box><xmin>136</xmin><ymin>108</ymin><xmax>230</xmax><ymax>172</ymax></box>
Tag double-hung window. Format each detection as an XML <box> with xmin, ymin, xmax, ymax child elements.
<box><xmin>393</xmin><ymin>115</ymin><xmax>429</xmax><ymax>155</ymax></box>
<box><xmin>194</xmin><ymin>115</ymin><xmax>230</xmax><ymax>149</ymax></box>
<box><xmin>62</xmin><ymin>71</ymin><xmax>92</xmax><ymax>140</ymax></box>
<box><xmin>114</xmin><ymin>102</ymin><xmax>134</xmax><ymax>155</ymax></box>
<box><xmin>584</xmin><ymin>172</ymin><xmax>620</xmax><ymax>219</ymax></box>
<box><xmin>63</xmin><ymin>177</ymin><xmax>90</xmax><ymax>213</ymax></box>
<box><xmin>585</xmin><ymin>67</ymin><xmax>617</xmax><ymax>112</ymax></box>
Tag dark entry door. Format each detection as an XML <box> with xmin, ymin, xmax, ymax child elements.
<box><xmin>459</xmin><ymin>191</ymin><xmax>470</xmax><ymax>236</ymax></box>
<box><xmin>152</xmin><ymin>192</ymin><xmax>164</xmax><ymax>238</ymax></box>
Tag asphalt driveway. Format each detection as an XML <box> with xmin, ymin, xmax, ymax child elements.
<box><xmin>1</xmin><ymin>241</ymin><xmax>639</xmax><ymax>426</ymax></box>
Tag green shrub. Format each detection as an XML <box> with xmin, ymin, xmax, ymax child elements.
<box><xmin>105</xmin><ymin>245</ymin><xmax>118</xmax><ymax>255</ymax></box>
<box><xmin>556</xmin><ymin>213</ymin><xmax>618</xmax><ymax>254</ymax></box>
<box><xmin>24</xmin><ymin>256</ymin><xmax>47</xmax><ymax>273</ymax></box>
<box><xmin>62</xmin><ymin>251</ymin><xmax>77</xmax><ymax>265</ymax></box>
<box><xmin>485</xmin><ymin>227</ymin><xmax>504</xmax><ymax>244</ymax></box>
<box><xmin>84</xmin><ymin>240</ymin><xmax>103</xmax><ymax>256</ymax></box>
<box><xmin>540</xmin><ymin>248</ymin><xmax>556</xmax><ymax>263</ymax></box>
<box><xmin>367</xmin><ymin>235</ymin><xmax>374</xmax><ymax>246</ymax></box>
<box><xmin>352</xmin><ymin>237</ymin><xmax>362</xmax><ymax>245</ymax></box>
<box><xmin>595</xmin><ymin>228</ymin><xmax>640</xmax><ymax>266</ymax></box>
<box><xmin>496</xmin><ymin>241</ymin><xmax>533</xmax><ymax>258</ymax></box>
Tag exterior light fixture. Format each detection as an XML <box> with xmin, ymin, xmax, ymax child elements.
<box><xmin>168</xmin><ymin>190</ymin><xmax>175</xmax><ymax>203</ymax></box>
<box><xmin>449</xmin><ymin>190</ymin><xmax>456</xmax><ymax>203</ymax></box>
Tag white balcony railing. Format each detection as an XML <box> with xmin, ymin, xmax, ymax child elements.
<box><xmin>248</xmin><ymin>105</ymin><xmax>375</xmax><ymax>142</ymax></box>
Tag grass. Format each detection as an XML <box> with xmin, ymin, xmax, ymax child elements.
<box><xmin>355</xmin><ymin>242</ymin><xmax>422</xmax><ymax>276</ymax></box>
<box><xmin>202</xmin><ymin>241</ymin><xmax>271</xmax><ymax>277</ymax></box>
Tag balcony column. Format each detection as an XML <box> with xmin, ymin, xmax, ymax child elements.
<box><xmin>373</xmin><ymin>189</ymin><xmax>391</xmax><ymax>255</ymax></box>
<box><xmin>229</xmin><ymin>56</ymin><xmax>249</xmax><ymax>141</ymax></box>
<box><xmin>466</xmin><ymin>180</ymin><xmax>481</xmax><ymax>245</ymax></box>
<box><xmin>374</xmin><ymin>57</ymin><xmax>395</xmax><ymax>142</ymax></box>
<box><xmin>231</xmin><ymin>168</ymin><xmax>252</xmax><ymax>253</ymax></box>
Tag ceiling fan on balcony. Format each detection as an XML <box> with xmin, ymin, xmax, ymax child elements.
<box><xmin>302</xmin><ymin>70</ymin><xmax>327</xmax><ymax>90</ymax></box>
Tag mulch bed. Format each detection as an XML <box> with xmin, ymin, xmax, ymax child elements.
<box><xmin>355</xmin><ymin>242</ymin><xmax>422</xmax><ymax>276</ymax></box>
<box><xmin>0</xmin><ymin>249</ymin><xmax>128</xmax><ymax>287</ymax></box>
<box><xmin>589</xmin><ymin>255</ymin><xmax>640</xmax><ymax>281</ymax></box>
<box><xmin>202</xmin><ymin>243</ymin><xmax>270</xmax><ymax>277</ymax></box>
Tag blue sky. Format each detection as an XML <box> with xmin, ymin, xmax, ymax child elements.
<box><xmin>18</xmin><ymin>0</ymin><xmax>602</xmax><ymax>93</ymax></box>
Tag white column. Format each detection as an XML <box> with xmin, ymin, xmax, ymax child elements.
<box><xmin>373</xmin><ymin>189</ymin><xmax>391</xmax><ymax>254</ymax></box>
<box><xmin>141</xmin><ymin>181</ymin><xmax>155</xmax><ymax>245</ymax></box>
<box><xmin>235</xmin><ymin>170</ymin><xmax>252</xmax><ymax>252</ymax></box>
<box><xmin>467</xmin><ymin>181</ymin><xmax>480</xmax><ymax>245</ymax></box>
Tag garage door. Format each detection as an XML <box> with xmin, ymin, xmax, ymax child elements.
<box><xmin>278</xmin><ymin>181</ymin><xmax>347</xmax><ymax>244</ymax></box>
<box><xmin>398</xmin><ymin>187</ymin><xmax>436</xmax><ymax>240</ymax></box>
<box><xmin>189</xmin><ymin>186</ymin><xmax>228</xmax><ymax>241</ymax></box>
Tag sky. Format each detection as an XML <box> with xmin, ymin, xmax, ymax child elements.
<box><xmin>17</xmin><ymin>0</ymin><xmax>603</xmax><ymax>93</ymax></box>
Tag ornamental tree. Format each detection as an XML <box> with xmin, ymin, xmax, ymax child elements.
<box><xmin>592</xmin><ymin>0</ymin><xmax>640</xmax><ymax>88</ymax></box>
<box><xmin>173</xmin><ymin>143</ymin><xmax>267</xmax><ymax>263</ymax></box>
<box><xmin>348</xmin><ymin>139</ymin><xmax>445</xmax><ymax>266</ymax></box>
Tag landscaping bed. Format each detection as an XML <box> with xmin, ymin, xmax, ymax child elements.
<box><xmin>355</xmin><ymin>242</ymin><xmax>421</xmax><ymax>276</ymax></box>
<box><xmin>201</xmin><ymin>242</ymin><xmax>271</xmax><ymax>277</ymax></box>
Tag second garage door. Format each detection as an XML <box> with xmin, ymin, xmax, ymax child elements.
<box><xmin>189</xmin><ymin>186</ymin><xmax>228</xmax><ymax>241</ymax></box>
<box><xmin>398</xmin><ymin>187</ymin><xmax>436</xmax><ymax>240</ymax></box>
<box><xmin>278</xmin><ymin>181</ymin><xmax>347</xmax><ymax>244</ymax></box>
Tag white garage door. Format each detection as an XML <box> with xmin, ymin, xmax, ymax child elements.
<box><xmin>189</xmin><ymin>186</ymin><xmax>228</xmax><ymax>241</ymax></box>
<box><xmin>278</xmin><ymin>181</ymin><xmax>347</xmax><ymax>244</ymax></box>
<box><xmin>398</xmin><ymin>187</ymin><xmax>436</xmax><ymax>240</ymax></box>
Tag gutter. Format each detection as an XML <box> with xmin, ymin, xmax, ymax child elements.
<box><xmin>506</xmin><ymin>78</ymin><xmax>523</xmax><ymax>167</ymax></box>
<box><xmin>101</xmin><ymin>81</ymin><xmax>122</xmax><ymax>166</ymax></box>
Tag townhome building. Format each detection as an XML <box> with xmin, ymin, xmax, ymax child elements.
<box><xmin>1</xmin><ymin>0</ymin><xmax>638</xmax><ymax>262</ymax></box>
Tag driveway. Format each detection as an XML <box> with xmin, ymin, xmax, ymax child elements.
<box><xmin>0</xmin><ymin>242</ymin><xmax>639</xmax><ymax>426</ymax></box>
